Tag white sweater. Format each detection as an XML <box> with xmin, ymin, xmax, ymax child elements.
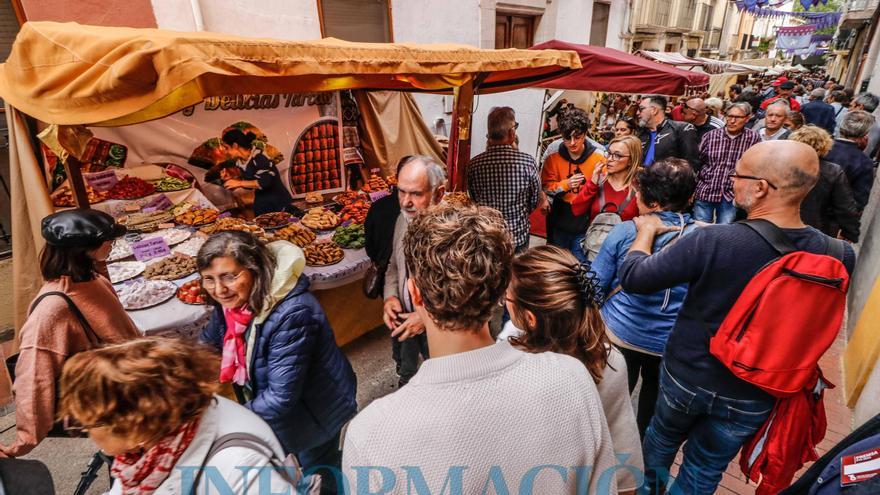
<box><xmin>342</xmin><ymin>341</ymin><xmax>618</xmax><ymax>494</ymax></box>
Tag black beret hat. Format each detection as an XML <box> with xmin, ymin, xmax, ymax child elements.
<box><xmin>41</xmin><ymin>209</ymin><xmax>127</xmax><ymax>247</ymax></box>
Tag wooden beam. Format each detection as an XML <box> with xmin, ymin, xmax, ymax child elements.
<box><xmin>63</xmin><ymin>158</ymin><xmax>90</xmax><ymax>208</ymax></box>
<box><xmin>10</xmin><ymin>0</ymin><xmax>26</xmax><ymax>25</ymax></box>
<box><xmin>447</xmin><ymin>81</ymin><xmax>474</xmax><ymax>192</ymax></box>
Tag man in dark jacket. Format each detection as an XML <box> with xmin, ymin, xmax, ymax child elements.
<box><xmin>801</xmin><ymin>88</ymin><xmax>837</xmax><ymax>135</ymax></box>
<box><xmin>825</xmin><ymin>110</ymin><xmax>877</xmax><ymax>210</ymax></box>
<box><xmin>638</xmin><ymin>94</ymin><xmax>700</xmax><ymax>170</ymax></box>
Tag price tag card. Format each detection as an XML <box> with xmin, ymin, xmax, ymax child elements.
<box><xmin>131</xmin><ymin>237</ymin><xmax>170</xmax><ymax>262</ymax></box>
<box><xmin>369</xmin><ymin>190</ymin><xmax>390</xmax><ymax>202</ymax></box>
<box><xmin>84</xmin><ymin>170</ymin><xmax>118</xmax><ymax>191</ymax></box>
<box><xmin>841</xmin><ymin>448</ymin><xmax>880</xmax><ymax>486</ymax></box>
<box><xmin>143</xmin><ymin>193</ymin><xmax>173</xmax><ymax>212</ymax></box>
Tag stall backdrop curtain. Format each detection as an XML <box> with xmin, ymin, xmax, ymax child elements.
<box><xmin>5</xmin><ymin>105</ymin><xmax>51</xmax><ymax>405</ymax></box>
<box><xmin>354</xmin><ymin>91</ymin><xmax>445</xmax><ymax>177</ymax></box>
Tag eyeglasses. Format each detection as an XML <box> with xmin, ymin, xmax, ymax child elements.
<box><xmin>638</xmin><ymin>106</ymin><xmax>649</xmax><ymax>112</ymax></box>
<box><xmin>63</xmin><ymin>416</ymin><xmax>106</xmax><ymax>436</ymax></box>
<box><xmin>725</xmin><ymin>114</ymin><xmax>749</xmax><ymax>120</ymax></box>
<box><xmin>729</xmin><ymin>171</ymin><xmax>778</xmax><ymax>189</ymax></box>
<box><xmin>607</xmin><ymin>152</ymin><xmax>631</xmax><ymax>161</ymax></box>
<box><xmin>201</xmin><ymin>271</ymin><xmax>247</xmax><ymax>290</ymax></box>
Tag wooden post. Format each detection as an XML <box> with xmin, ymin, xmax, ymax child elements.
<box><xmin>63</xmin><ymin>158</ymin><xmax>90</xmax><ymax>208</ymax></box>
<box><xmin>446</xmin><ymin>81</ymin><xmax>475</xmax><ymax>192</ymax></box>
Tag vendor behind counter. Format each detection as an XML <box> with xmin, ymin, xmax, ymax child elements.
<box><xmin>220</xmin><ymin>129</ymin><xmax>293</xmax><ymax>216</ymax></box>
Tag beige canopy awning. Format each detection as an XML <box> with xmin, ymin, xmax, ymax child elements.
<box><xmin>0</xmin><ymin>21</ymin><xmax>581</xmax><ymax>126</ymax></box>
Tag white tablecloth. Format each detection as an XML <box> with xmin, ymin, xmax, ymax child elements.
<box><xmin>121</xmin><ymin>272</ymin><xmax>213</xmax><ymax>339</ymax></box>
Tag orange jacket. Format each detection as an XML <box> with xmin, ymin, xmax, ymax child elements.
<box><xmin>541</xmin><ymin>150</ymin><xmax>605</xmax><ymax>204</ymax></box>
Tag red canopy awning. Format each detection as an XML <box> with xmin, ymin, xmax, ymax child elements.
<box><xmin>522</xmin><ymin>40</ymin><xmax>709</xmax><ymax>96</ymax></box>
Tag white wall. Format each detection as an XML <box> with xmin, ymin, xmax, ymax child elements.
<box><xmin>151</xmin><ymin>0</ymin><xmax>322</xmax><ymax>39</ymax></box>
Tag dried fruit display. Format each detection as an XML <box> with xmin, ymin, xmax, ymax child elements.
<box><xmin>177</xmin><ymin>279</ymin><xmax>207</xmax><ymax>305</ymax></box>
<box><xmin>332</xmin><ymin>191</ymin><xmax>363</xmax><ymax>206</ymax></box>
<box><xmin>152</xmin><ymin>176</ymin><xmax>191</xmax><ymax>192</ymax></box>
<box><xmin>301</xmin><ymin>208</ymin><xmax>339</xmax><ymax>231</ymax></box>
<box><xmin>305</xmin><ymin>192</ymin><xmax>324</xmax><ymax>204</ymax></box>
<box><xmin>254</xmin><ymin>212</ymin><xmax>294</xmax><ymax>229</ymax></box>
<box><xmin>361</xmin><ymin>174</ymin><xmax>389</xmax><ymax>193</ymax></box>
<box><xmin>144</xmin><ymin>253</ymin><xmax>197</xmax><ymax>281</ymax></box>
<box><xmin>175</xmin><ymin>208</ymin><xmax>220</xmax><ymax>226</ymax></box>
<box><xmin>200</xmin><ymin>217</ymin><xmax>269</xmax><ymax>242</ymax></box>
<box><xmin>109</xmin><ymin>176</ymin><xmax>156</xmax><ymax>200</ymax></box>
<box><xmin>338</xmin><ymin>200</ymin><xmax>370</xmax><ymax>224</ymax></box>
<box><xmin>332</xmin><ymin>224</ymin><xmax>366</xmax><ymax>249</ymax></box>
<box><xmin>289</xmin><ymin>121</ymin><xmax>342</xmax><ymax>194</ymax></box>
<box><xmin>51</xmin><ymin>185</ymin><xmax>110</xmax><ymax>207</ymax></box>
<box><xmin>117</xmin><ymin>211</ymin><xmax>174</xmax><ymax>232</ymax></box>
<box><xmin>271</xmin><ymin>224</ymin><xmax>316</xmax><ymax>247</ymax></box>
<box><xmin>304</xmin><ymin>241</ymin><xmax>344</xmax><ymax>266</ymax></box>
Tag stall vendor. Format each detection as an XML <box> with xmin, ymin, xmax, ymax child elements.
<box><xmin>221</xmin><ymin>129</ymin><xmax>293</xmax><ymax>216</ymax></box>
<box><xmin>1</xmin><ymin>209</ymin><xmax>140</xmax><ymax>457</ymax></box>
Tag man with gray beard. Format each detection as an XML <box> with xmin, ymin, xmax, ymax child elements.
<box><xmin>383</xmin><ymin>156</ymin><xmax>447</xmax><ymax>386</ymax></box>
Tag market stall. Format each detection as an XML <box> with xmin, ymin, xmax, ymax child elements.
<box><xmin>2</xmin><ymin>21</ymin><xmax>581</xmax><ymax>348</ymax></box>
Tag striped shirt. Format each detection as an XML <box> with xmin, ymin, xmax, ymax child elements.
<box><xmin>696</xmin><ymin>127</ymin><xmax>762</xmax><ymax>203</ymax></box>
<box><xmin>467</xmin><ymin>145</ymin><xmax>541</xmax><ymax>247</ymax></box>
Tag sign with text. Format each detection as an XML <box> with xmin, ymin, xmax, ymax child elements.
<box><xmin>131</xmin><ymin>237</ymin><xmax>170</xmax><ymax>262</ymax></box>
<box><xmin>143</xmin><ymin>193</ymin><xmax>173</xmax><ymax>212</ymax></box>
<box><xmin>84</xmin><ymin>170</ymin><xmax>118</xmax><ymax>191</ymax></box>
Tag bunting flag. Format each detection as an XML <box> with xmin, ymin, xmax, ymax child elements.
<box><xmin>800</xmin><ymin>0</ymin><xmax>830</xmax><ymax>11</ymax></box>
<box><xmin>733</xmin><ymin>2</ymin><xmax>842</xmax><ymax>30</ymax></box>
<box><xmin>777</xmin><ymin>25</ymin><xmax>817</xmax><ymax>50</ymax></box>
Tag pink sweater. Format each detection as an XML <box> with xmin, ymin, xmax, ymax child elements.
<box><xmin>4</xmin><ymin>275</ymin><xmax>140</xmax><ymax>457</ymax></box>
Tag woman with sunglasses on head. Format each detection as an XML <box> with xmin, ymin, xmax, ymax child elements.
<box><xmin>613</xmin><ymin>118</ymin><xmax>638</xmax><ymax>138</ymax></box>
<box><xmin>570</xmin><ymin>136</ymin><xmax>642</xmax><ymax>258</ymax></box>
<box><xmin>504</xmin><ymin>245</ymin><xmax>644</xmax><ymax>495</ymax></box>
<box><xmin>58</xmin><ymin>338</ymin><xmax>302</xmax><ymax>494</ymax></box>
<box><xmin>541</xmin><ymin>108</ymin><xmax>607</xmax><ymax>262</ymax></box>
<box><xmin>197</xmin><ymin>231</ymin><xmax>356</xmax><ymax>494</ymax></box>
<box><xmin>0</xmin><ymin>209</ymin><xmax>140</xmax><ymax>458</ymax></box>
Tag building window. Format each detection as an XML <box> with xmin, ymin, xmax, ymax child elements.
<box><xmin>678</xmin><ymin>0</ymin><xmax>697</xmax><ymax>29</ymax></box>
<box><xmin>590</xmin><ymin>2</ymin><xmax>610</xmax><ymax>47</ymax></box>
<box><xmin>665</xmin><ymin>43</ymin><xmax>677</xmax><ymax>52</ymax></box>
<box><xmin>655</xmin><ymin>0</ymin><xmax>672</xmax><ymax>27</ymax></box>
<box><xmin>318</xmin><ymin>0</ymin><xmax>392</xmax><ymax>42</ymax></box>
<box><xmin>496</xmin><ymin>13</ymin><xmax>536</xmax><ymax>49</ymax></box>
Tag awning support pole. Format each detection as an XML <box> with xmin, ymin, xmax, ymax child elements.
<box><xmin>64</xmin><ymin>159</ymin><xmax>90</xmax><ymax>208</ymax></box>
<box><xmin>447</xmin><ymin>80</ymin><xmax>474</xmax><ymax>191</ymax></box>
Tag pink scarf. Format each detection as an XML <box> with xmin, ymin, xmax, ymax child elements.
<box><xmin>111</xmin><ymin>418</ymin><xmax>201</xmax><ymax>494</ymax></box>
<box><xmin>220</xmin><ymin>306</ymin><xmax>253</xmax><ymax>385</ymax></box>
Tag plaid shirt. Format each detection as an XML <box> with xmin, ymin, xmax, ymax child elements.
<box><xmin>696</xmin><ymin>127</ymin><xmax>762</xmax><ymax>203</ymax></box>
<box><xmin>467</xmin><ymin>145</ymin><xmax>541</xmax><ymax>247</ymax></box>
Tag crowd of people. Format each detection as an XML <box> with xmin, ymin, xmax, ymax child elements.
<box><xmin>0</xmin><ymin>69</ymin><xmax>873</xmax><ymax>495</ymax></box>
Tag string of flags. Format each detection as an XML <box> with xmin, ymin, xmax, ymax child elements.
<box><xmin>733</xmin><ymin>2</ymin><xmax>843</xmax><ymax>31</ymax></box>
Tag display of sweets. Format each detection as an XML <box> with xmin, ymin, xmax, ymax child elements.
<box><xmin>289</xmin><ymin>121</ymin><xmax>342</xmax><ymax>194</ymax></box>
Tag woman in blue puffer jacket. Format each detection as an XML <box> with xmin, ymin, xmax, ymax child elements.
<box><xmin>590</xmin><ymin>157</ymin><xmax>699</xmax><ymax>439</ymax></box>
<box><xmin>198</xmin><ymin>231</ymin><xmax>357</xmax><ymax>494</ymax></box>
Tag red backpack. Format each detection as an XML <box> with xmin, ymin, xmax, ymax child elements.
<box><xmin>709</xmin><ymin>219</ymin><xmax>849</xmax><ymax>397</ymax></box>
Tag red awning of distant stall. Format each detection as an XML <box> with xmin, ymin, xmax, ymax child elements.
<box><xmin>522</xmin><ymin>40</ymin><xmax>709</xmax><ymax>96</ymax></box>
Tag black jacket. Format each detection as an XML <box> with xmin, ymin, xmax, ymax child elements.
<box><xmin>801</xmin><ymin>100</ymin><xmax>837</xmax><ymax>135</ymax></box>
<box><xmin>639</xmin><ymin>119</ymin><xmax>701</xmax><ymax>170</ymax></box>
<box><xmin>364</xmin><ymin>189</ymin><xmax>400</xmax><ymax>265</ymax></box>
<box><xmin>825</xmin><ymin>139</ymin><xmax>876</xmax><ymax>209</ymax></box>
<box><xmin>800</xmin><ymin>159</ymin><xmax>861</xmax><ymax>242</ymax></box>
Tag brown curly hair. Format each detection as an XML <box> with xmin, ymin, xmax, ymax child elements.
<box><xmin>58</xmin><ymin>338</ymin><xmax>220</xmax><ymax>446</ymax></box>
<box><xmin>403</xmin><ymin>203</ymin><xmax>513</xmax><ymax>332</ymax></box>
<box><xmin>508</xmin><ymin>246</ymin><xmax>609</xmax><ymax>383</ymax></box>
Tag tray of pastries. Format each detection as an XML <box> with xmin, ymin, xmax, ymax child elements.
<box><xmin>289</xmin><ymin>121</ymin><xmax>342</xmax><ymax>194</ymax></box>
<box><xmin>304</xmin><ymin>241</ymin><xmax>345</xmax><ymax>266</ymax></box>
<box><xmin>174</xmin><ymin>208</ymin><xmax>220</xmax><ymax>226</ymax></box>
<box><xmin>143</xmin><ymin>253</ymin><xmax>197</xmax><ymax>281</ymax></box>
<box><xmin>270</xmin><ymin>224</ymin><xmax>316</xmax><ymax>247</ymax></box>
<box><xmin>301</xmin><ymin>207</ymin><xmax>339</xmax><ymax>231</ymax></box>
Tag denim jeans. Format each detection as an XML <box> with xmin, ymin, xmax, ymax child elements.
<box><xmin>548</xmin><ymin>230</ymin><xmax>588</xmax><ymax>263</ymax></box>
<box><xmin>693</xmin><ymin>199</ymin><xmax>737</xmax><ymax>224</ymax></box>
<box><xmin>298</xmin><ymin>430</ymin><xmax>343</xmax><ymax>494</ymax></box>
<box><xmin>641</xmin><ymin>364</ymin><xmax>774</xmax><ymax>495</ymax></box>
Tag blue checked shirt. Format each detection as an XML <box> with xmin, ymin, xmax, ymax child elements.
<box><xmin>696</xmin><ymin>128</ymin><xmax>762</xmax><ymax>203</ymax></box>
<box><xmin>467</xmin><ymin>145</ymin><xmax>541</xmax><ymax>247</ymax></box>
